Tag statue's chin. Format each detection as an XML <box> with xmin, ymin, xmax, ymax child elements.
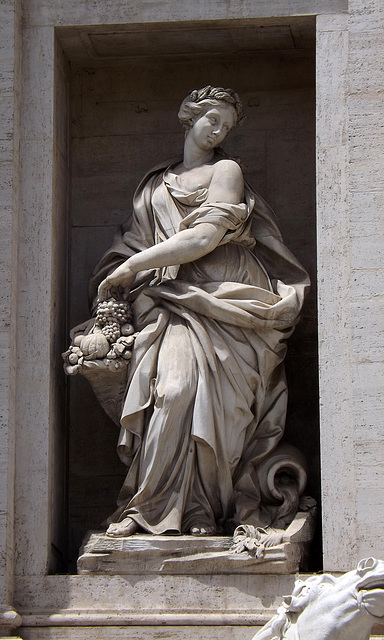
<box><xmin>358</xmin><ymin>589</ymin><xmax>384</xmax><ymax>618</ymax></box>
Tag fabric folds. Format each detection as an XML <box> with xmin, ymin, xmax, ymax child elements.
<box><xmin>90</xmin><ymin>157</ymin><xmax>310</xmax><ymax>533</ymax></box>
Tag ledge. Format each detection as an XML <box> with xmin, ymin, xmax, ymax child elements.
<box><xmin>19</xmin><ymin>611</ymin><xmax>270</xmax><ymax>627</ymax></box>
<box><xmin>0</xmin><ymin>604</ymin><xmax>22</xmax><ymax>636</ymax></box>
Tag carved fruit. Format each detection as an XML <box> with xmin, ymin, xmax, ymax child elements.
<box><xmin>65</xmin><ymin>364</ymin><xmax>80</xmax><ymax>375</ymax></box>
<box><xmin>73</xmin><ymin>335</ymin><xmax>84</xmax><ymax>347</ymax></box>
<box><xmin>121</xmin><ymin>323</ymin><xmax>134</xmax><ymax>336</ymax></box>
<box><xmin>117</xmin><ymin>335</ymin><xmax>135</xmax><ymax>348</ymax></box>
<box><xmin>114</xmin><ymin>342</ymin><xmax>126</xmax><ymax>356</ymax></box>
<box><xmin>80</xmin><ymin>333</ymin><xmax>110</xmax><ymax>360</ymax></box>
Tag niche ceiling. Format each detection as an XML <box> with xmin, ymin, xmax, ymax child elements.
<box><xmin>56</xmin><ymin>17</ymin><xmax>315</xmax><ymax>62</ymax></box>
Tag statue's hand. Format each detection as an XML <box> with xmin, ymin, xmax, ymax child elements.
<box><xmin>97</xmin><ymin>261</ymin><xmax>136</xmax><ymax>302</ymax></box>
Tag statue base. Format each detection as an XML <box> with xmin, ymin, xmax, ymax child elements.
<box><xmin>77</xmin><ymin>510</ymin><xmax>315</xmax><ymax>575</ymax></box>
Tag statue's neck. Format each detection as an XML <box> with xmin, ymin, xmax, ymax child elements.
<box><xmin>183</xmin><ymin>136</ymin><xmax>214</xmax><ymax>169</ymax></box>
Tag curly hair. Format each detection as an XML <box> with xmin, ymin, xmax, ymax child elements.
<box><xmin>178</xmin><ymin>85</ymin><xmax>245</xmax><ymax>131</ymax></box>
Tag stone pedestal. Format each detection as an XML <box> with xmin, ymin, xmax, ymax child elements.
<box><xmin>78</xmin><ymin>511</ymin><xmax>315</xmax><ymax>575</ymax></box>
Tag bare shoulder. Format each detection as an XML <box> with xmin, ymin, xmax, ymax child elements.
<box><xmin>212</xmin><ymin>158</ymin><xmax>243</xmax><ymax>180</ymax></box>
<box><xmin>208</xmin><ymin>158</ymin><xmax>244</xmax><ymax>203</ymax></box>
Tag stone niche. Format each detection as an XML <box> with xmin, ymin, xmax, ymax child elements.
<box><xmin>55</xmin><ymin>17</ymin><xmax>319</xmax><ymax>572</ymax></box>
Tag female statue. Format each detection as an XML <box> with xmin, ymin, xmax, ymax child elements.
<box><xmin>87</xmin><ymin>86</ymin><xmax>309</xmax><ymax>537</ymax></box>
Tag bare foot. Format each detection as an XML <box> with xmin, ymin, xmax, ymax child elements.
<box><xmin>190</xmin><ymin>524</ymin><xmax>216</xmax><ymax>536</ymax></box>
<box><xmin>106</xmin><ymin>517</ymin><xmax>140</xmax><ymax>537</ymax></box>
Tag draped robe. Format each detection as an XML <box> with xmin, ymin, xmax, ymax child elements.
<box><xmin>89</xmin><ymin>157</ymin><xmax>310</xmax><ymax>533</ymax></box>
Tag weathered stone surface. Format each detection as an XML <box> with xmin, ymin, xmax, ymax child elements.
<box><xmin>77</xmin><ymin>511</ymin><xmax>315</xmax><ymax>575</ymax></box>
<box><xmin>14</xmin><ymin>572</ymin><xmax>301</xmax><ymax>639</ymax></box>
<box><xmin>23</xmin><ymin>0</ymin><xmax>348</xmax><ymax>28</ymax></box>
<box><xmin>347</xmin><ymin>0</ymin><xmax>384</xmax><ymax>562</ymax></box>
<box><xmin>0</xmin><ymin>0</ymin><xmax>383</xmax><ymax>638</ymax></box>
<box><xmin>13</xmin><ymin>627</ymin><xmax>259</xmax><ymax>640</ymax></box>
<box><xmin>0</xmin><ymin>0</ymin><xmax>21</xmax><ymax>607</ymax></box>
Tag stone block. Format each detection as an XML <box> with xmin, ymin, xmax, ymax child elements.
<box><xmin>16</xmin><ymin>627</ymin><xmax>258</xmax><ymax>640</ymax></box>
<box><xmin>20</xmin><ymin>26</ymin><xmax>54</xmax><ymax>141</ymax></box>
<box><xmin>23</xmin><ymin>0</ymin><xmax>348</xmax><ymax>28</ymax></box>
<box><xmin>316</xmin><ymin>153</ymin><xmax>355</xmax><ymax>572</ymax></box>
<box><xmin>355</xmin><ymin>439</ymin><xmax>384</xmax><ymax>488</ymax></box>
<box><xmin>0</xmin><ymin>97</ymin><xmax>14</xmax><ymax>145</ymax></box>
<box><xmin>355</xmin><ymin>489</ymin><xmax>384</xmax><ymax>560</ymax></box>
<box><xmin>316</xmin><ymin>18</ymin><xmax>348</xmax><ymax>147</ymax></box>
<box><xmin>349</xmin><ymin>190</ymin><xmax>384</xmax><ymax>240</ymax></box>
<box><xmin>0</xmin><ymin>161</ymin><xmax>13</xmax><ymax>211</ymax></box>
<box><xmin>351</xmin><ymin>297</ymin><xmax>384</xmax><ymax>362</ymax></box>
<box><xmin>349</xmin><ymin>0</ymin><xmax>384</xmax><ymax>31</ymax></box>
<box><xmin>350</xmin><ymin>267</ymin><xmax>384</xmax><ymax>300</ymax></box>
<box><xmin>77</xmin><ymin>512</ymin><xmax>315</xmax><ymax>575</ymax></box>
<box><xmin>348</xmin><ymin>30</ymin><xmax>384</xmax><ymax>93</ymax></box>
<box><xmin>352</xmin><ymin>361</ymin><xmax>384</xmax><ymax>400</ymax></box>
<box><xmin>349</xmin><ymin>114</ymin><xmax>384</xmax><ymax>175</ymax></box>
<box><xmin>316</xmin><ymin>13</ymin><xmax>349</xmax><ymax>31</ymax></box>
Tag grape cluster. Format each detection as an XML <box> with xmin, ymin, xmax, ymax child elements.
<box><xmin>101</xmin><ymin>320</ymin><xmax>120</xmax><ymax>343</ymax></box>
<box><xmin>95</xmin><ymin>299</ymin><xmax>132</xmax><ymax>343</ymax></box>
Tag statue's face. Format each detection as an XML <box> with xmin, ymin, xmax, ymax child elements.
<box><xmin>189</xmin><ymin>104</ymin><xmax>236</xmax><ymax>151</ymax></box>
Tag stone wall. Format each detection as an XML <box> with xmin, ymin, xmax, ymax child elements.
<box><xmin>1</xmin><ymin>0</ymin><xmax>384</xmax><ymax>638</ymax></box>
<box><xmin>348</xmin><ymin>0</ymin><xmax>384</xmax><ymax>560</ymax></box>
<box><xmin>0</xmin><ymin>0</ymin><xmax>21</xmax><ymax>611</ymax></box>
<box><xmin>316</xmin><ymin>1</ymin><xmax>384</xmax><ymax>571</ymax></box>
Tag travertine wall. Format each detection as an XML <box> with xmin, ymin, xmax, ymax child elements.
<box><xmin>316</xmin><ymin>12</ymin><xmax>354</xmax><ymax>571</ymax></box>
<box><xmin>347</xmin><ymin>0</ymin><xmax>384</xmax><ymax>559</ymax></box>
<box><xmin>0</xmin><ymin>0</ymin><xmax>21</xmax><ymax>610</ymax></box>
<box><xmin>316</xmin><ymin>1</ymin><xmax>384</xmax><ymax>570</ymax></box>
<box><xmin>1</xmin><ymin>0</ymin><xmax>384</xmax><ymax>638</ymax></box>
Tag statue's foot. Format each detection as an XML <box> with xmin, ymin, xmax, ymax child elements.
<box><xmin>190</xmin><ymin>524</ymin><xmax>216</xmax><ymax>536</ymax></box>
<box><xmin>106</xmin><ymin>517</ymin><xmax>140</xmax><ymax>537</ymax></box>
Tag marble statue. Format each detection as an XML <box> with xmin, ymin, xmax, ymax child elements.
<box><xmin>252</xmin><ymin>557</ymin><xmax>384</xmax><ymax>640</ymax></box>
<box><xmin>63</xmin><ymin>86</ymin><xmax>310</xmax><ymax>539</ymax></box>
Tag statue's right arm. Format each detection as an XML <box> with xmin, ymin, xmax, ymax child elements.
<box><xmin>97</xmin><ymin>160</ymin><xmax>244</xmax><ymax>301</ymax></box>
<box><xmin>97</xmin><ymin>222</ymin><xmax>225</xmax><ymax>301</ymax></box>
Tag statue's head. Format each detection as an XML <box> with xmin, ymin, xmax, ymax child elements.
<box><xmin>178</xmin><ymin>85</ymin><xmax>245</xmax><ymax>133</ymax></box>
<box><xmin>252</xmin><ymin>557</ymin><xmax>384</xmax><ymax>640</ymax></box>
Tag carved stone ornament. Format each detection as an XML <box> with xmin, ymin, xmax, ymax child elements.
<box><xmin>63</xmin><ymin>302</ymin><xmax>135</xmax><ymax>424</ymax></box>
<box><xmin>64</xmin><ymin>86</ymin><xmax>314</xmax><ymax>553</ymax></box>
<box><xmin>252</xmin><ymin>557</ymin><xmax>384</xmax><ymax>640</ymax></box>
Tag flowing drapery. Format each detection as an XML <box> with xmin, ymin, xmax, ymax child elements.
<box><xmin>89</xmin><ymin>158</ymin><xmax>310</xmax><ymax>533</ymax></box>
